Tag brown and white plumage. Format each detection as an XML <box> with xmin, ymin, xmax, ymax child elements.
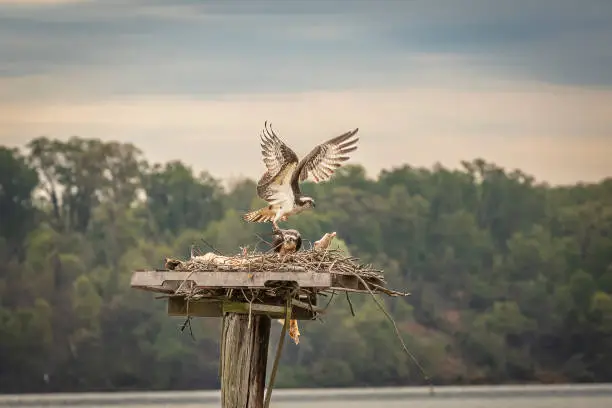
<box><xmin>296</xmin><ymin>132</ymin><xmax>359</xmax><ymax>183</ymax></box>
<box><xmin>243</xmin><ymin>121</ymin><xmax>359</xmax><ymax>228</ymax></box>
<box><xmin>271</xmin><ymin>228</ymin><xmax>302</xmax><ymax>256</ymax></box>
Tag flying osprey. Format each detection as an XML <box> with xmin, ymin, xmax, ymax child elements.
<box><xmin>243</xmin><ymin>121</ymin><xmax>359</xmax><ymax>229</ymax></box>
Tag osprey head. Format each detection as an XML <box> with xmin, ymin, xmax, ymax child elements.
<box><xmin>298</xmin><ymin>196</ymin><xmax>316</xmax><ymax>208</ymax></box>
<box><xmin>272</xmin><ymin>228</ymin><xmax>302</xmax><ymax>253</ymax></box>
<box><xmin>283</xmin><ymin>230</ymin><xmax>302</xmax><ymax>252</ymax></box>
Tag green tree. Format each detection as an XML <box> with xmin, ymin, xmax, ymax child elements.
<box><xmin>0</xmin><ymin>147</ymin><xmax>39</xmax><ymax>258</ymax></box>
<box><xmin>143</xmin><ymin>161</ymin><xmax>223</xmax><ymax>235</ymax></box>
<box><xmin>3</xmin><ymin>134</ymin><xmax>612</xmax><ymax>392</ymax></box>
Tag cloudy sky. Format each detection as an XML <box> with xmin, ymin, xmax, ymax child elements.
<box><xmin>1</xmin><ymin>0</ymin><xmax>611</xmax><ymax>185</ymax></box>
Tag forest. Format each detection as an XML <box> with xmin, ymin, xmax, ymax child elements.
<box><xmin>1</xmin><ymin>136</ymin><xmax>611</xmax><ymax>393</ymax></box>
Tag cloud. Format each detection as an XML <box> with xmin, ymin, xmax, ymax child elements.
<box><xmin>0</xmin><ymin>0</ymin><xmax>611</xmax><ymax>185</ymax></box>
<box><xmin>0</xmin><ymin>0</ymin><xmax>88</xmax><ymax>4</ymax></box>
<box><xmin>1</xmin><ymin>0</ymin><xmax>611</xmax><ymax>88</ymax></box>
<box><xmin>1</xmin><ymin>78</ymin><xmax>611</xmax><ymax>185</ymax></box>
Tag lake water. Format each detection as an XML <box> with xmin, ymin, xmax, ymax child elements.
<box><xmin>1</xmin><ymin>384</ymin><xmax>611</xmax><ymax>408</ymax></box>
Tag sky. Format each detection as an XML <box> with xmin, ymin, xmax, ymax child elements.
<box><xmin>0</xmin><ymin>0</ymin><xmax>611</xmax><ymax>185</ymax></box>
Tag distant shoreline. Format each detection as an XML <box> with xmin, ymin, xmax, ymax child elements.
<box><xmin>2</xmin><ymin>384</ymin><xmax>612</xmax><ymax>406</ymax></box>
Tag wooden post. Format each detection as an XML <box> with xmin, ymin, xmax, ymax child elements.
<box><xmin>221</xmin><ymin>313</ymin><xmax>271</xmax><ymax>408</ymax></box>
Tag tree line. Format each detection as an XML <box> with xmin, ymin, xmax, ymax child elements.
<box><xmin>1</xmin><ymin>136</ymin><xmax>611</xmax><ymax>393</ymax></box>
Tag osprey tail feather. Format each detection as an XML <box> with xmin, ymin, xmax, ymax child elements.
<box><xmin>243</xmin><ymin>206</ymin><xmax>275</xmax><ymax>223</ymax></box>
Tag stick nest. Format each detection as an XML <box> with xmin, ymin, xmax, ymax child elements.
<box><xmin>179</xmin><ymin>248</ymin><xmax>383</xmax><ymax>284</ymax></box>
<box><xmin>161</xmin><ymin>242</ymin><xmax>409</xmax><ymax>348</ymax></box>
<box><xmin>163</xmin><ymin>246</ymin><xmax>408</xmax><ymax>302</ymax></box>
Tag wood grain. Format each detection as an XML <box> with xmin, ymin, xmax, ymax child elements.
<box><xmin>131</xmin><ymin>270</ymin><xmax>331</xmax><ymax>292</ymax></box>
<box><xmin>221</xmin><ymin>313</ymin><xmax>271</xmax><ymax>408</ymax></box>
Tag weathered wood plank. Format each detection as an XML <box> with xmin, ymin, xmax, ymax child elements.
<box><xmin>331</xmin><ymin>274</ymin><xmax>361</xmax><ymax>290</ymax></box>
<box><xmin>166</xmin><ymin>297</ymin><xmax>320</xmax><ymax>320</ymax></box>
<box><xmin>221</xmin><ymin>313</ymin><xmax>270</xmax><ymax>408</ymax></box>
<box><xmin>167</xmin><ymin>297</ymin><xmax>224</xmax><ymax>317</ymax></box>
<box><xmin>131</xmin><ymin>270</ymin><xmax>332</xmax><ymax>291</ymax></box>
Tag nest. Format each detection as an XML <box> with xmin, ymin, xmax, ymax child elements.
<box><xmin>183</xmin><ymin>248</ymin><xmax>381</xmax><ymax>277</ymax></box>
<box><xmin>165</xmin><ymin>247</ymin><xmax>405</xmax><ymax>299</ymax></box>
<box><xmin>157</xmin><ymin>234</ymin><xmax>408</xmax><ymax>345</ymax></box>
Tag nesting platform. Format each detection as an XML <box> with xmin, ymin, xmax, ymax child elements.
<box><xmin>130</xmin><ymin>248</ymin><xmax>407</xmax><ymax>321</ymax></box>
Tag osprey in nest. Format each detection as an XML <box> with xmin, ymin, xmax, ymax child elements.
<box><xmin>271</xmin><ymin>227</ymin><xmax>302</xmax><ymax>256</ymax></box>
<box><xmin>243</xmin><ymin>121</ymin><xmax>359</xmax><ymax>229</ymax></box>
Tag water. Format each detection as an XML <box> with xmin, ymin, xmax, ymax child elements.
<box><xmin>1</xmin><ymin>384</ymin><xmax>611</xmax><ymax>407</ymax></box>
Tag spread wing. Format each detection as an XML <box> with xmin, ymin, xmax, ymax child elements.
<box><xmin>260</xmin><ymin>121</ymin><xmax>299</xmax><ymax>178</ymax></box>
<box><xmin>292</xmin><ymin>128</ymin><xmax>359</xmax><ymax>185</ymax></box>
<box><xmin>257</xmin><ymin>121</ymin><xmax>300</xmax><ymax>205</ymax></box>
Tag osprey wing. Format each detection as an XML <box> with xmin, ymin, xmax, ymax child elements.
<box><xmin>293</xmin><ymin>128</ymin><xmax>359</xmax><ymax>184</ymax></box>
<box><xmin>260</xmin><ymin>121</ymin><xmax>299</xmax><ymax>178</ymax></box>
<box><xmin>257</xmin><ymin>121</ymin><xmax>300</xmax><ymax>205</ymax></box>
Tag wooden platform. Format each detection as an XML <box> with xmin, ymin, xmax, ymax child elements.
<box><xmin>131</xmin><ymin>269</ymin><xmax>332</xmax><ymax>293</ymax></box>
<box><xmin>129</xmin><ymin>267</ymin><xmax>393</xmax><ymax>320</ymax></box>
<box><xmin>131</xmin><ymin>269</ymin><xmax>335</xmax><ymax>320</ymax></box>
<box><xmin>130</xmin><ymin>268</ymin><xmax>374</xmax><ymax>293</ymax></box>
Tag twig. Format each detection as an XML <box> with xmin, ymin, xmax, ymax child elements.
<box><xmin>345</xmin><ymin>292</ymin><xmax>355</xmax><ymax>317</ymax></box>
<box><xmin>200</xmin><ymin>238</ymin><xmax>222</xmax><ymax>255</ymax></box>
<box><xmin>369</xmin><ymin>283</ymin><xmax>410</xmax><ymax>297</ymax></box>
<box><xmin>315</xmin><ymin>245</ymin><xmax>331</xmax><ymax>270</ymax></box>
<box><xmin>263</xmin><ymin>294</ymin><xmax>291</xmax><ymax>408</ymax></box>
<box><xmin>347</xmin><ymin>269</ymin><xmax>432</xmax><ymax>387</ymax></box>
<box><xmin>306</xmin><ymin>293</ymin><xmax>316</xmax><ymax>318</ymax></box>
<box><xmin>323</xmin><ymin>290</ymin><xmax>337</xmax><ymax>310</ymax></box>
<box><xmin>179</xmin><ymin>316</ymin><xmax>195</xmax><ymax>340</ymax></box>
<box><xmin>254</xmin><ymin>232</ymin><xmax>274</xmax><ymax>245</ymax></box>
<box><xmin>175</xmin><ymin>271</ymin><xmax>195</xmax><ymax>294</ymax></box>
<box><xmin>241</xmin><ymin>289</ymin><xmax>256</xmax><ymax>329</ymax></box>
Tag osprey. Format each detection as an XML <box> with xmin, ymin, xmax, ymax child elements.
<box><xmin>243</xmin><ymin>121</ymin><xmax>359</xmax><ymax>229</ymax></box>
<box><xmin>271</xmin><ymin>228</ymin><xmax>302</xmax><ymax>256</ymax></box>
